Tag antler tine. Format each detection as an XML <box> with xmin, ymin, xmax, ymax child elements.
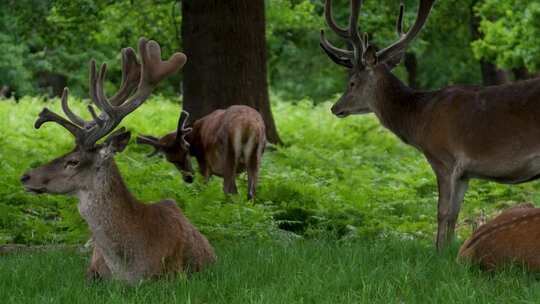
<box><xmin>136</xmin><ymin>135</ymin><xmax>163</xmax><ymax>157</ymax></box>
<box><xmin>324</xmin><ymin>0</ymin><xmax>349</xmax><ymax>38</ymax></box>
<box><xmin>348</xmin><ymin>0</ymin><xmax>366</xmax><ymax>63</ymax></box>
<box><xmin>35</xmin><ymin>88</ymin><xmax>85</xmax><ymax>143</ymax></box>
<box><xmin>319</xmin><ymin>30</ymin><xmax>355</xmax><ymax>68</ymax></box>
<box><xmin>60</xmin><ymin>87</ymin><xmax>86</xmax><ymax>127</ymax></box>
<box><xmin>320</xmin><ymin>30</ymin><xmax>354</xmax><ymax>59</ymax></box>
<box><xmin>95</xmin><ymin>63</ymin><xmax>115</xmax><ymax>116</ymax></box>
<box><xmin>173</xmin><ymin>110</ymin><xmax>192</xmax><ymax>147</ymax></box>
<box><xmin>377</xmin><ymin>0</ymin><xmax>436</xmax><ymax>63</ymax></box>
<box><xmin>109</xmin><ymin>47</ymin><xmax>141</xmax><ymax>106</ymax></box>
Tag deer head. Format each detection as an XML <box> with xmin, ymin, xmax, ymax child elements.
<box><xmin>321</xmin><ymin>0</ymin><xmax>435</xmax><ymax>117</ymax></box>
<box><xmin>21</xmin><ymin>38</ymin><xmax>187</xmax><ymax>194</ymax></box>
<box><xmin>136</xmin><ymin>110</ymin><xmax>195</xmax><ymax>183</ymax></box>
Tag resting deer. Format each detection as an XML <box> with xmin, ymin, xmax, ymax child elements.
<box><xmin>458</xmin><ymin>203</ymin><xmax>540</xmax><ymax>270</ymax></box>
<box><xmin>321</xmin><ymin>0</ymin><xmax>540</xmax><ymax>249</ymax></box>
<box><xmin>136</xmin><ymin>105</ymin><xmax>266</xmax><ymax>200</ymax></box>
<box><xmin>20</xmin><ymin>38</ymin><xmax>215</xmax><ymax>283</ymax></box>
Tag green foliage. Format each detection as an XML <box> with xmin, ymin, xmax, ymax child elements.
<box><xmin>5</xmin><ymin>0</ymin><xmax>537</xmax><ymax>101</ymax></box>
<box><xmin>3</xmin><ymin>240</ymin><xmax>540</xmax><ymax>303</ymax></box>
<box><xmin>472</xmin><ymin>0</ymin><xmax>540</xmax><ymax>72</ymax></box>
<box><xmin>0</xmin><ymin>0</ymin><xmax>181</xmax><ymax>97</ymax></box>
<box><xmin>2</xmin><ymin>96</ymin><xmax>539</xmax><ymax>244</ymax></box>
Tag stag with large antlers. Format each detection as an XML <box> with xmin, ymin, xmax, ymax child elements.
<box><xmin>21</xmin><ymin>38</ymin><xmax>215</xmax><ymax>282</ymax></box>
<box><xmin>321</xmin><ymin>0</ymin><xmax>540</xmax><ymax>250</ymax></box>
<box><xmin>136</xmin><ymin>105</ymin><xmax>266</xmax><ymax>200</ymax></box>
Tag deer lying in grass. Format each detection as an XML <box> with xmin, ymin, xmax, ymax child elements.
<box><xmin>321</xmin><ymin>0</ymin><xmax>540</xmax><ymax>249</ymax></box>
<box><xmin>20</xmin><ymin>38</ymin><xmax>215</xmax><ymax>283</ymax></box>
<box><xmin>136</xmin><ymin>105</ymin><xmax>266</xmax><ymax>200</ymax></box>
<box><xmin>458</xmin><ymin>203</ymin><xmax>540</xmax><ymax>270</ymax></box>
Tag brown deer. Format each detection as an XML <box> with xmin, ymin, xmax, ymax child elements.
<box><xmin>321</xmin><ymin>0</ymin><xmax>540</xmax><ymax>249</ymax></box>
<box><xmin>136</xmin><ymin>105</ymin><xmax>266</xmax><ymax>200</ymax></box>
<box><xmin>458</xmin><ymin>203</ymin><xmax>540</xmax><ymax>270</ymax></box>
<box><xmin>20</xmin><ymin>38</ymin><xmax>215</xmax><ymax>283</ymax></box>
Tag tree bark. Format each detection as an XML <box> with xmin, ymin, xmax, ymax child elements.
<box><xmin>181</xmin><ymin>0</ymin><xmax>281</xmax><ymax>144</ymax></box>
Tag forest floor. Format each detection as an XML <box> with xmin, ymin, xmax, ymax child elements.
<box><xmin>2</xmin><ymin>239</ymin><xmax>540</xmax><ymax>304</ymax></box>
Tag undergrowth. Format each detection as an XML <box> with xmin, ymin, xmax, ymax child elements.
<box><xmin>0</xmin><ymin>95</ymin><xmax>538</xmax><ymax>244</ymax></box>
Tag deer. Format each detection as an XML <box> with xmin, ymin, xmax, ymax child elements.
<box><xmin>136</xmin><ymin>105</ymin><xmax>266</xmax><ymax>200</ymax></box>
<box><xmin>458</xmin><ymin>203</ymin><xmax>540</xmax><ymax>271</ymax></box>
<box><xmin>321</xmin><ymin>0</ymin><xmax>540</xmax><ymax>250</ymax></box>
<box><xmin>20</xmin><ymin>38</ymin><xmax>216</xmax><ymax>283</ymax></box>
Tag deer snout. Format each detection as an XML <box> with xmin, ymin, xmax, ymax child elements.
<box><xmin>331</xmin><ymin>104</ymin><xmax>348</xmax><ymax>118</ymax></box>
<box><xmin>20</xmin><ymin>174</ymin><xmax>31</xmax><ymax>183</ymax></box>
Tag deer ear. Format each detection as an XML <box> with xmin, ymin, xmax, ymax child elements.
<box><xmin>363</xmin><ymin>45</ymin><xmax>378</xmax><ymax>67</ymax></box>
<box><xmin>105</xmin><ymin>129</ymin><xmax>131</xmax><ymax>153</ymax></box>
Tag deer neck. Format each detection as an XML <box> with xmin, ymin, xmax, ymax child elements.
<box><xmin>371</xmin><ymin>68</ymin><xmax>430</xmax><ymax>147</ymax></box>
<box><xmin>76</xmin><ymin>160</ymin><xmax>140</xmax><ymax>237</ymax></box>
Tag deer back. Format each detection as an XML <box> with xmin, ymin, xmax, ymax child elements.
<box><xmin>458</xmin><ymin>203</ymin><xmax>540</xmax><ymax>270</ymax></box>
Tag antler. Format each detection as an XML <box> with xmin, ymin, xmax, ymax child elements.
<box><xmin>136</xmin><ymin>134</ymin><xmax>163</xmax><ymax>157</ymax></box>
<box><xmin>320</xmin><ymin>0</ymin><xmax>435</xmax><ymax>68</ymax></box>
<box><xmin>35</xmin><ymin>38</ymin><xmax>187</xmax><ymax>149</ymax></box>
<box><xmin>174</xmin><ymin>110</ymin><xmax>193</xmax><ymax>147</ymax></box>
<box><xmin>320</xmin><ymin>0</ymin><xmax>365</xmax><ymax>68</ymax></box>
<box><xmin>376</xmin><ymin>0</ymin><xmax>435</xmax><ymax>63</ymax></box>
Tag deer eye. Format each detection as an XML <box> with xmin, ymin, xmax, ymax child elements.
<box><xmin>65</xmin><ymin>160</ymin><xmax>80</xmax><ymax>168</ymax></box>
<box><xmin>350</xmin><ymin>82</ymin><xmax>355</xmax><ymax>88</ymax></box>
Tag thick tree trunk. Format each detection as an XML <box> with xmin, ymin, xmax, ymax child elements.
<box><xmin>181</xmin><ymin>0</ymin><xmax>281</xmax><ymax>144</ymax></box>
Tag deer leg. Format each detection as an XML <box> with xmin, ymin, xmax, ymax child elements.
<box><xmin>222</xmin><ymin>148</ymin><xmax>238</xmax><ymax>195</ymax></box>
<box><xmin>246</xmin><ymin>151</ymin><xmax>261</xmax><ymax>201</ymax></box>
<box><xmin>86</xmin><ymin>246</ymin><xmax>111</xmax><ymax>281</ymax></box>
<box><xmin>435</xmin><ymin>169</ymin><xmax>468</xmax><ymax>250</ymax></box>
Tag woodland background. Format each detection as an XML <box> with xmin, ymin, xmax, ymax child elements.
<box><xmin>2</xmin><ymin>0</ymin><xmax>540</xmax><ymax>101</ymax></box>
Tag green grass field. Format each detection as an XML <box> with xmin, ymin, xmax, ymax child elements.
<box><xmin>2</xmin><ymin>240</ymin><xmax>540</xmax><ymax>304</ymax></box>
<box><xmin>2</xmin><ymin>96</ymin><xmax>540</xmax><ymax>302</ymax></box>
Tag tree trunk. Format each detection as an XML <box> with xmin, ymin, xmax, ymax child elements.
<box><xmin>469</xmin><ymin>1</ymin><xmax>509</xmax><ymax>86</ymax></box>
<box><xmin>181</xmin><ymin>0</ymin><xmax>281</xmax><ymax>144</ymax></box>
<box><xmin>404</xmin><ymin>52</ymin><xmax>418</xmax><ymax>89</ymax></box>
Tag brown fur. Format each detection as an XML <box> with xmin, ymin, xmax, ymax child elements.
<box><xmin>458</xmin><ymin>203</ymin><xmax>540</xmax><ymax>270</ymax></box>
<box><xmin>23</xmin><ymin>142</ymin><xmax>216</xmax><ymax>284</ymax></box>
<box><xmin>138</xmin><ymin>105</ymin><xmax>266</xmax><ymax>200</ymax></box>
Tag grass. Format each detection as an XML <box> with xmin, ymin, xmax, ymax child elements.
<box><xmin>2</xmin><ymin>239</ymin><xmax>540</xmax><ymax>303</ymax></box>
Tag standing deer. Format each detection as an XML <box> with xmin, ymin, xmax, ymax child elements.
<box><xmin>136</xmin><ymin>105</ymin><xmax>266</xmax><ymax>200</ymax></box>
<box><xmin>20</xmin><ymin>38</ymin><xmax>215</xmax><ymax>283</ymax></box>
<box><xmin>321</xmin><ymin>0</ymin><xmax>540</xmax><ymax>249</ymax></box>
<box><xmin>458</xmin><ymin>203</ymin><xmax>540</xmax><ymax>270</ymax></box>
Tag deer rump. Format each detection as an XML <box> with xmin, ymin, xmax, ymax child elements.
<box><xmin>458</xmin><ymin>203</ymin><xmax>540</xmax><ymax>270</ymax></box>
<box><xmin>191</xmin><ymin>105</ymin><xmax>265</xmax><ymax>177</ymax></box>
